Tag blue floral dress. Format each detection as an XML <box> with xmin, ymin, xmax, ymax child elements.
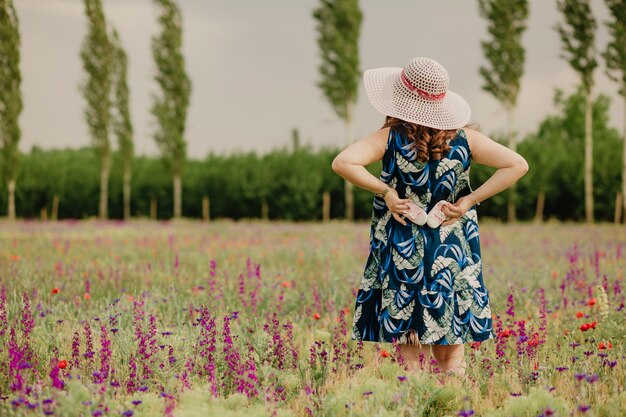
<box><xmin>350</xmin><ymin>127</ymin><xmax>496</xmax><ymax>345</ymax></box>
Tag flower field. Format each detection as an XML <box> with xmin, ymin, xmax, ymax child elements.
<box><xmin>0</xmin><ymin>219</ymin><xmax>624</xmax><ymax>417</ymax></box>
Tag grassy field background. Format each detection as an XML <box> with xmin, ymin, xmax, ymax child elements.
<box><xmin>0</xmin><ymin>219</ymin><xmax>624</xmax><ymax>416</ymax></box>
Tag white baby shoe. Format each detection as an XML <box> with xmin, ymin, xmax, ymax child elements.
<box><xmin>405</xmin><ymin>201</ymin><xmax>428</xmax><ymax>226</ymax></box>
<box><xmin>426</xmin><ymin>200</ymin><xmax>449</xmax><ymax>228</ymax></box>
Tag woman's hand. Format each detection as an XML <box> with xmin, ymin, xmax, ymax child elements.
<box><xmin>383</xmin><ymin>188</ymin><xmax>413</xmax><ymax>226</ymax></box>
<box><xmin>440</xmin><ymin>195</ymin><xmax>473</xmax><ymax>226</ymax></box>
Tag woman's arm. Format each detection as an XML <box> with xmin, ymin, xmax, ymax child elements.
<box><xmin>442</xmin><ymin>127</ymin><xmax>529</xmax><ymax>224</ymax></box>
<box><xmin>331</xmin><ymin>127</ymin><xmax>413</xmax><ymax>225</ymax></box>
<box><xmin>464</xmin><ymin>127</ymin><xmax>529</xmax><ymax>204</ymax></box>
<box><xmin>331</xmin><ymin>127</ymin><xmax>391</xmax><ymax>194</ymax></box>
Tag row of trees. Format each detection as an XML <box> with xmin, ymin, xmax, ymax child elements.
<box><xmin>0</xmin><ymin>87</ymin><xmax>622</xmax><ymax>222</ymax></box>
<box><xmin>0</xmin><ymin>1</ymin><xmax>22</xmax><ymax>220</ymax></box>
<box><xmin>472</xmin><ymin>0</ymin><xmax>626</xmax><ymax>223</ymax></box>
<box><xmin>314</xmin><ymin>0</ymin><xmax>626</xmax><ymax>223</ymax></box>
<box><xmin>80</xmin><ymin>0</ymin><xmax>190</xmax><ymax>220</ymax></box>
<box><xmin>0</xmin><ymin>0</ymin><xmax>190</xmax><ymax>221</ymax></box>
<box><xmin>1</xmin><ymin>0</ymin><xmax>625</xmax><ymax>222</ymax></box>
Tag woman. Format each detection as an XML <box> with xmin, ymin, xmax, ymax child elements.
<box><xmin>331</xmin><ymin>57</ymin><xmax>528</xmax><ymax>376</ymax></box>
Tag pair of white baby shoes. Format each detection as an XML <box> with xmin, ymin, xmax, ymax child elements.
<box><xmin>403</xmin><ymin>200</ymin><xmax>448</xmax><ymax>228</ymax></box>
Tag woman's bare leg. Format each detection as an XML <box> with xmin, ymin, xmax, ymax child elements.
<box><xmin>398</xmin><ymin>343</ymin><xmax>433</xmax><ymax>371</ymax></box>
<box><xmin>430</xmin><ymin>344</ymin><xmax>466</xmax><ymax>376</ymax></box>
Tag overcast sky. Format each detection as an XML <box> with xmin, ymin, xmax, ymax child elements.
<box><xmin>14</xmin><ymin>0</ymin><xmax>623</xmax><ymax>158</ymax></box>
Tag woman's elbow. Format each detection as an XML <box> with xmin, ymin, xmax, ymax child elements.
<box><xmin>332</xmin><ymin>156</ymin><xmax>345</xmax><ymax>174</ymax></box>
<box><xmin>516</xmin><ymin>157</ymin><xmax>529</xmax><ymax>177</ymax></box>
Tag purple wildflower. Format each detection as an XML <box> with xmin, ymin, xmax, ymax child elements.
<box><xmin>0</xmin><ymin>286</ymin><xmax>7</xmax><ymax>337</ymax></box>
<box><xmin>49</xmin><ymin>359</ymin><xmax>64</xmax><ymax>390</ymax></box>
<box><xmin>126</xmin><ymin>355</ymin><xmax>137</xmax><ymax>394</ymax></box>
<box><xmin>505</xmin><ymin>286</ymin><xmax>515</xmax><ymax>320</ymax></box>
<box><xmin>84</xmin><ymin>322</ymin><xmax>95</xmax><ymax>366</ymax></box>
<box><xmin>99</xmin><ymin>326</ymin><xmax>112</xmax><ymax>383</ymax></box>
<box><xmin>21</xmin><ymin>292</ymin><xmax>35</xmax><ymax>338</ymax></box>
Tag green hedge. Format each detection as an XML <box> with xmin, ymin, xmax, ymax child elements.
<box><xmin>0</xmin><ymin>88</ymin><xmax>622</xmax><ymax>221</ymax></box>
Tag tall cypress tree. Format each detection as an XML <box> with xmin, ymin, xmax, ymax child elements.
<box><xmin>80</xmin><ymin>0</ymin><xmax>114</xmax><ymax>220</ymax></box>
<box><xmin>111</xmin><ymin>29</ymin><xmax>134</xmax><ymax>221</ymax></box>
<box><xmin>313</xmin><ymin>0</ymin><xmax>362</xmax><ymax>222</ymax></box>
<box><xmin>0</xmin><ymin>0</ymin><xmax>22</xmax><ymax>220</ymax></box>
<box><xmin>555</xmin><ymin>0</ymin><xmax>598</xmax><ymax>223</ymax></box>
<box><xmin>603</xmin><ymin>0</ymin><xmax>626</xmax><ymax>223</ymax></box>
<box><xmin>151</xmin><ymin>0</ymin><xmax>191</xmax><ymax>219</ymax></box>
<box><xmin>478</xmin><ymin>0</ymin><xmax>529</xmax><ymax>223</ymax></box>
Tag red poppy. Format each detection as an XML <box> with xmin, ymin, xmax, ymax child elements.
<box><xmin>343</xmin><ymin>307</ymin><xmax>350</xmax><ymax>315</ymax></box>
<box><xmin>470</xmin><ymin>341</ymin><xmax>481</xmax><ymax>349</ymax></box>
<box><xmin>499</xmin><ymin>328</ymin><xmax>511</xmax><ymax>338</ymax></box>
<box><xmin>589</xmin><ymin>321</ymin><xmax>596</xmax><ymax>329</ymax></box>
<box><xmin>280</xmin><ymin>281</ymin><xmax>292</xmax><ymax>288</ymax></box>
<box><xmin>58</xmin><ymin>360</ymin><xmax>67</xmax><ymax>369</ymax></box>
<box><xmin>587</xmin><ymin>298</ymin><xmax>597</xmax><ymax>307</ymax></box>
<box><xmin>84</xmin><ymin>293</ymin><xmax>91</xmax><ymax>301</ymax></box>
<box><xmin>575</xmin><ymin>311</ymin><xmax>584</xmax><ymax>318</ymax></box>
<box><xmin>380</xmin><ymin>349</ymin><xmax>390</xmax><ymax>358</ymax></box>
<box><xmin>51</xmin><ymin>288</ymin><xmax>60</xmax><ymax>295</ymax></box>
<box><xmin>580</xmin><ymin>323</ymin><xmax>590</xmax><ymax>332</ymax></box>
<box><xmin>313</xmin><ymin>313</ymin><xmax>321</xmax><ymax>320</ymax></box>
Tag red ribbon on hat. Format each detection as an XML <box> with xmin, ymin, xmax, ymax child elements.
<box><xmin>400</xmin><ymin>70</ymin><xmax>446</xmax><ymax>101</ymax></box>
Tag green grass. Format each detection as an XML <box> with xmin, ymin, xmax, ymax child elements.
<box><xmin>0</xmin><ymin>219</ymin><xmax>624</xmax><ymax>416</ymax></box>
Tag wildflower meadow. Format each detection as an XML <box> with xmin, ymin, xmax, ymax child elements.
<box><xmin>0</xmin><ymin>219</ymin><xmax>624</xmax><ymax>417</ymax></box>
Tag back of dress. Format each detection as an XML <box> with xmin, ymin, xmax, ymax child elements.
<box><xmin>351</xmin><ymin>127</ymin><xmax>496</xmax><ymax>346</ymax></box>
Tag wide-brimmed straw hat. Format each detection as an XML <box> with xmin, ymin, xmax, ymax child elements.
<box><xmin>363</xmin><ymin>57</ymin><xmax>471</xmax><ymax>130</ymax></box>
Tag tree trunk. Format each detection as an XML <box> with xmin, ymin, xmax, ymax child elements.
<box><xmin>614</xmin><ymin>192</ymin><xmax>623</xmax><ymax>224</ymax></box>
<box><xmin>506</xmin><ymin>105</ymin><xmax>517</xmax><ymax>223</ymax></box>
<box><xmin>261</xmin><ymin>198</ymin><xmax>269</xmax><ymax>220</ymax></box>
<box><xmin>344</xmin><ymin>102</ymin><xmax>354</xmax><ymax>222</ymax></box>
<box><xmin>150</xmin><ymin>197</ymin><xmax>157</xmax><ymax>219</ymax></box>
<box><xmin>322</xmin><ymin>191</ymin><xmax>330</xmax><ymax>222</ymax></box>
<box><xmin>51</xmin><ymin>195</ymin><xmax>59</xmax><ymax>221</ymax></box>
<box><xmin>99</xmin><ymin>153</ymin><xmax>110</xmax><ymax>220</ymax></box>
<box><xmin>622</xmin><ymin>97</ymin><xmax>626</xmax><ymax>223</ymax></box>
<box><xmin>534</xmin><ymin>191</ymin><xmax>545</xmax><ymax>224</ymax></box>
<box><xmin>202</xmin><ymin>196</ymin><xmax>210</xmax><ymax>222</ymax></box>
<box><xmin>584</xmin><ymin>92</ymin><xmax>594</xmax><ymax>223</ymax></box>
<box><xmin>7</xmin><ymin>179</ymin><xmax>16</xmax><ymax>221</ymax></box>
<box><xmin>123</xmin><ymin>166</ymin><xmax>131</xmax><ymax>220</ymax></box>
<box><xmin>173</xmin><ymin>173</ymin><xmax>182</xmax><ymax>219</ymax></box>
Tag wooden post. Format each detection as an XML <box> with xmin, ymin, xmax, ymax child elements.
<box><xmin>322</xmin><ymin>191</ymin><xmax>330</xmax><ymax>222</ymax></box>
<box><xmin>614</xmin><ymin>192</ymin><xmax>623</xmax><ymax>224</ymax></box>
<box><xmin>534</xmin><ymin>191</ymin><xmax>545</xmax><ymax>224</ymax></box>
<box><xmin>261</xmin><ymin>198</ymin><xmax>269</xmax><ymax>221</ymax></box>
<box><xmin>51</xmin><ymin>195</ymin><xmax>59</xmax><ymax>221</ymax></box>
<box><xmin>202</xmin><ymin>196</ymin><xmax>210</xmax><ymax>222</ymax></box>
<box><xmin>40</xmin><ymin>207</ymin><xmax>48</xmax><ymax>221</ymax></box>
<box><xmin>150</xmin><ymin>197</ymin><xmax>157</xmax><ymax>220</ymax></box>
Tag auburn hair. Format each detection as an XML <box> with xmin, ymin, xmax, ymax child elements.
<box><xmin>382</xmin><ymin>116</ymin><xmax>459</xmax><ymax>163</ymax></box>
